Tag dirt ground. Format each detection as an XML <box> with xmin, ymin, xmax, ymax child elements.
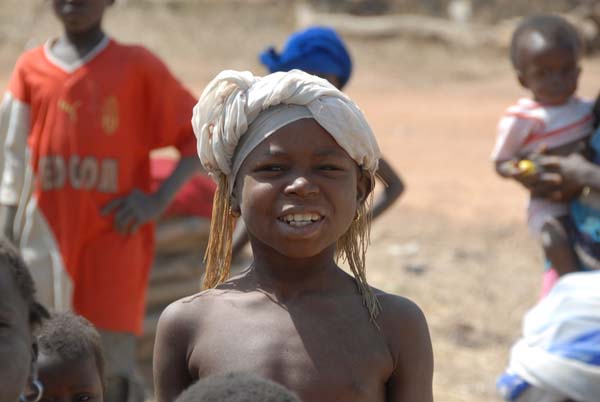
<box><xmin>2</xmin><ymin>2</ymin><xmax>600</xmax><ymax>402</ymax></box>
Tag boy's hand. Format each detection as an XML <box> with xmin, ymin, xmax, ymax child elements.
<box><xmin>513</xmin><ymin>171</ymin><xmax>545</xmax><ymax>189</ymax></box>
<box><xmin>102</xmin><ymin>189</ymin><xmax>168</xmax><ymax>235</ymax></box>
<box><xmin>512</xmin><ymin>160</ymin><xmax>540</xmax><ymax>185</ymax></box>
<box><xmin>536</xmin><ymin>153</ymin><xmax>590</xmax><ymax>201</ymax></box>
<box><xmin>498</xmin><ymin>159</ymin><xmax>538</xmax><ymax>181</ymax></box>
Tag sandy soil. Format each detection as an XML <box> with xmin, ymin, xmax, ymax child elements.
<box><xmin>2</xmin><ymin>3</ymin><xmax>600</xmax><ymax>401</ymax></box>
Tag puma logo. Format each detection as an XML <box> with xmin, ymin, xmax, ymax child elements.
<box><xmin>58</xmin><ymin>99</ymin><xmax>81</xmax><ymax>122</ymax></box>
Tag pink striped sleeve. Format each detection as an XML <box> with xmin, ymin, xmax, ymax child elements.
<box><xmin>491</xmin><ymin>115</ymin><xmax>539</xmax><ymax>161</ymax></box>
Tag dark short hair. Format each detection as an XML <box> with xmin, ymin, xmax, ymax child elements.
<box><xmin>510</xmin><ymin>14</ymin><xmax>582</xmax><ymax>70</ymax></box>
<box><xmin>0</xmin><ymin>238</ymin><xmax>49</xmax><ymax>328</ymax></box>
<box><xmin>38</xmin><ymin>312</ymin><xmax>105</xmax><ymax>388</ymax></box>
<box><xmin>176</xmin><ymin>373</ymin><xmax>300</xmax><ymax>402</ymax></box>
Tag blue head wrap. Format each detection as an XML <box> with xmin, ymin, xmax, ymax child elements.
<box><xmin>259</xmin><ymin>26</ymin><xmax>352</xmax><ymax>89</ymax></box>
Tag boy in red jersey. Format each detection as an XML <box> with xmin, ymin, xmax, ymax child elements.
<box><xmin>0</xmin><ymin>0</ymin><xmax>200</xmax><ymax>399</ymax></box>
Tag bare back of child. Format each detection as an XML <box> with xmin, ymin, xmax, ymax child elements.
<box><xmin>154</xmin><ymin>71</ymin><xmax>433</xmax><ymax>402</ymax></box>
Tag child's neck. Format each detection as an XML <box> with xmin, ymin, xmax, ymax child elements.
<box><xmin>59</xmin><ymin>25</ymin><xmax>106</xmax><ymax>59</ymax></box>
<box><xmin>531</xmin><ymin>95</ymin><xmax>573</xmax><ymax>106</ymax></box>
<box><xmin>249</xmin><ymin>245</ymin><xmax>344</xmax><ymax>301</ymax></box>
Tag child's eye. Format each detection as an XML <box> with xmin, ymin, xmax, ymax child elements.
<box><xmin>256</xmin><ymin>164</ymin><xmax>285</xmax><ymax>172</ymax></box>
<box><xmin>319</xmin><ymin>164</ymin><xmax>347</xmax><ymax>172</ymax></box>
<box><xmin>74</xmin><ymin>394</ymin><xmax>93</xmax><ymax>402</ymax></box>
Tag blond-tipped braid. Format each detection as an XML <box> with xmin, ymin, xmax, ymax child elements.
<box><xmin>335</xmin><ymin>185</ymin><xmax>381</xmax><ymax>322</ymax></box>
<box><xmin>203</xmin><ymin>176</ymin><xmax>236</xmax><ymax>289</ymax></box>
<box><xmin>202</xmin><ymin>174</ymin><xmax>381</xmax><ymax>322</ymax></box>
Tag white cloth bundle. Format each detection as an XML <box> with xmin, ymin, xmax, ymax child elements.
<box><xmin>497</xmin><ymin>271</ymin><xmax>600</xmax><ymax>402</ymax></box>
<box><xmin>191</xmin><ymin>69</ymin><xmax>380</xmax><ymax>189</ymax></box>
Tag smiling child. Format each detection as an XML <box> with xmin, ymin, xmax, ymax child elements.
<box><xmin>153</xmin><ymin>70</ymin><xmax>433</xmax><ymax>402</ymax></box>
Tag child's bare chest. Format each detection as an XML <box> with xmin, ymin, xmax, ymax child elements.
<box><xmin>189</xmin><ymin>298</ymin><xmax>393</xmax><ymax>402</ymax></box>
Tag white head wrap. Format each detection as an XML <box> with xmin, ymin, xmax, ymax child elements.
<box><xmin>191</xmin><ymin>69</ymin><xmax>380</xmax><ymax>191</ymax></box>
<box><xmin>497</xmin><ymin>271</ymin><xmax>600</xmax><ymax>402</ymax></box>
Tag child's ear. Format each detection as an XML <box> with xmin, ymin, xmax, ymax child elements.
<box><xmin>230</xmin><ymin>192</ymin><xmax>241</xmax><ymax>217</ymax></box>
<box><xmin>356</xmin><ymin>169</ymin><xmax>373</xmax><ymax>204</ymax></box>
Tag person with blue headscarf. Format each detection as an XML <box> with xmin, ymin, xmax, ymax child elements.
<box><xmin>260</xmin><ymin>26</ymin><xmax>353</xmax><ymax>90</ymax></box>
<box><xmin>230</xmin><ymin>26</ymin><xmax>404</xmax><ymax>256</ymax></box>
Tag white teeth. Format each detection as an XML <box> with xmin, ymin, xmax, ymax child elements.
<box><xmin>289</xmin><ymin>220</ymin><xmax>311</xmax><ymax>227</ymax></box>
<box><xmin>281</xmin><ymin>213</ymin><xmax>322</xmax><ymax>223</ymax></box>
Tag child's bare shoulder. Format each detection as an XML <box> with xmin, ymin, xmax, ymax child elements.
<box><xmin>371</xmin><ymin>289</ymin><xmax>434</xmax><ymax>401</ymax></box>
<box><xmin>376</xmin><ymin>289</ymin><xmax>427</xmax><ymax>325</ymax></box>
<box><xmin>374</xmin><ymin>289</ymin><xmax>431</xmax><ymax>358</ymax></box>
<box><xmin>158</xmin><ymin>275</ymin><xmax>252</xmax><ymax>334</ymax></box>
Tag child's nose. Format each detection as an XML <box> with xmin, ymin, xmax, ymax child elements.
<box><xmin>284</xmin><ymin>175</ymin><xmax>319</xmax><ymax>197</ymax></box>
<box><xmin>548</xmin><ymin>71</ymin><xmax>563</xmax><ymax>84</ymax></box>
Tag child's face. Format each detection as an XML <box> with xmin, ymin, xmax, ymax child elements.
<box><xmin>234</xmin><ymin>118</ymin><xmax>369</xmax><ymax>259</ymax></box>
<box><xmin>517</xmin><ymin>32</ymin><xmax>580</xmax><ymax>105</ymax></box>
<box><xmin>52</xmin><ymin>0</ymin><xmax>113</xmax><ymax>34</ymax></box>
<box><xmin>0</xmin><ymin>265</ymin><xmax>34</xmax><ymax>402</ymax></box>
<box><xmin>38</xmin><ymin>353</ymin><xmax>104</xmax><ymax>402</ymax></box>
<box><xmin>306</xmin><ymin>71</ymin><xmax>344</xmax><ymax>90</ymax></box>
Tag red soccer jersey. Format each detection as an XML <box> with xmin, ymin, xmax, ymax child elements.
<box><xmin>1</xmin><ymin>37</ymin><xmax>197</xmax><ymax>334</ymax></box>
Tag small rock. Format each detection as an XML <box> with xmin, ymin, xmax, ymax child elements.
<box><xmin>404</xmin><ymin>263</ymin><xmax>427</xmax><ymax>275</ymax></box>
<box><xmin>387</xmin><ymin>241</ymin><xmax>420</xmax><ymax>257</ymax></box>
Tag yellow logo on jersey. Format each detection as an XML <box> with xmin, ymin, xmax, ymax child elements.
<box><xmin>102</xmin><ymin>96</ymin><xmax>119</xmax><ymax>135</ymax></box>
<box><xmin>58</xmin><ymin>99</ymin><xmax>81</xmax><ymax>122</ymax></box>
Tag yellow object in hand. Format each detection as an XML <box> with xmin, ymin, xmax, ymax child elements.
<box><xmin>518</xmin><ymin>159</ymin><xmax>537</xmax><ymax>175</ymax></box>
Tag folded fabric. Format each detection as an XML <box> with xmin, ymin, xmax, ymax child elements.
<box><xmin>497</xmin><ymin>271</ymin><xmax>600</xmax><ymax>402</ymax></box>
<box><xmin>192</xmin><ymin>69</ymin><xmax>380</xmax><ymax>190</ymax></box>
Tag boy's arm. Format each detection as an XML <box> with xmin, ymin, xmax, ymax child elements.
<box><xmin>103</xmin><ymin>48</ymin><xmax>204</xmax><ymax>234</ymax></box>
<box><xmin>491</xmin><ymin>113</ymin><xmax>537</xmax><ymax>179</ymax></box>
<box><xmin>154</xmin><ymin>300</ymin><xmax>195</xmax><ymax>402</ymax></box>
<box><xmin>0</xmin><ymin>91</ymin><xmax>31</xmax><ymax>242</ymax></box>
<box><xmin>103</xmin><ymin>156</ymin><xmax>201</xmax><ymax>234</ymax></box>
<box><xmin>372</xmin><ymin>157</ymin><xmax>404</xmax><ymax>219</ymax></box>
<box><xmin>381</xmin><ymin>296</ymin><xmax>434</xmax><ymax>402</ymax></box>
<box><xmin>0</xmin><ymin>205</ymin><xmax>17</xmax><ymax>240</ymax></box>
